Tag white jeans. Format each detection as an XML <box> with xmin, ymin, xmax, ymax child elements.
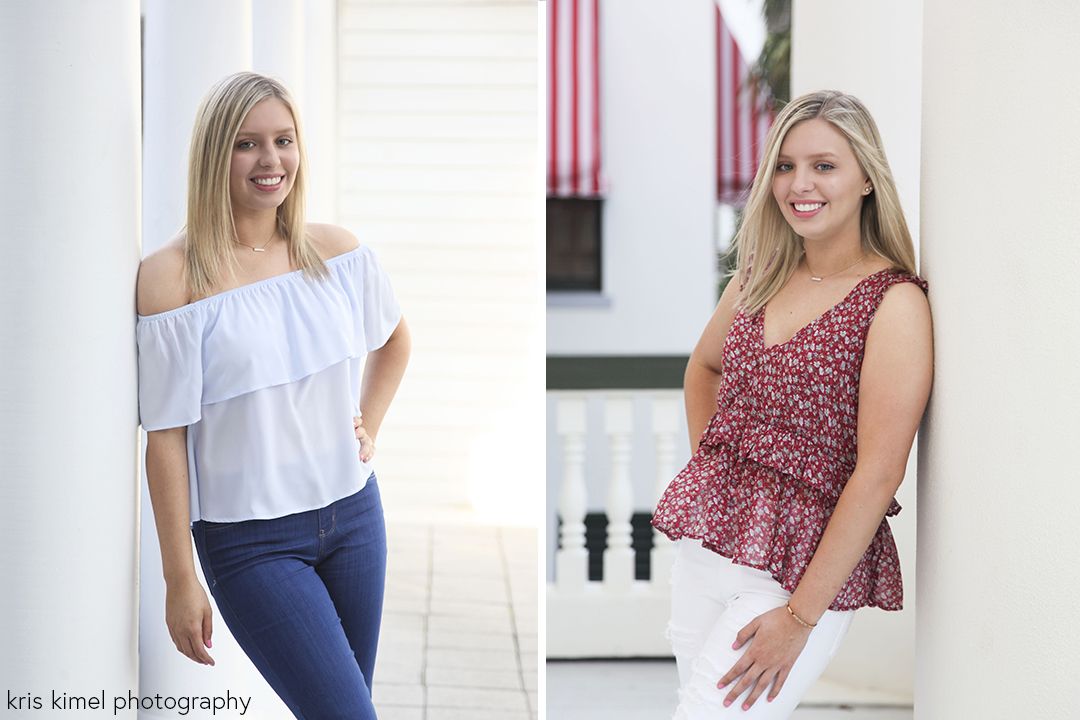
<box><xmin>668</xmin><ymin>539</ymin><xmax>855</xmax><ymax>719</ymax></box>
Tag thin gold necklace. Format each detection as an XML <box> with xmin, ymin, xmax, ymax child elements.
<box><xmin>234</xmin><ymin>231</ymin><xmax>276</xmax><ymax>253</ymax></box>
<box><xmin>805</xmin><ymin>254</ymin><xmax>864</xmax><ymax>282</ymax></box>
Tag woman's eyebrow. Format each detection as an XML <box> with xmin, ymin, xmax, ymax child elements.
<box><xmin>236</xmin><ymin>126</ymin><xmax>296</xmax><ymax>137</ymax></box>
<box><xmin>777</xmin><ymin>151</ymin><xmax>840</xmax><ymax>161</ymax></box>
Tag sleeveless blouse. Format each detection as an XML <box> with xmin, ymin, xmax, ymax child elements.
<box><xmin>136</xmin><ymin>244</ymin><xmax>401</xmax><ymax>524</ymax></box>
<box><xmin>652</xmin><ymin>269</ymin><xmax>928</xmax><ymax>611</ymax></box>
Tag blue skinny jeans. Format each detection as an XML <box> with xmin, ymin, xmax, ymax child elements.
<box><xmin>192</xmin><ymin>475</ymin><xmax>386</xmax><ymax>719</ymax></box>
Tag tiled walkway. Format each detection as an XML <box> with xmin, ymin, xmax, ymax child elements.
<box><xmin>373</xmin><ymin>522</ymin><xmax>538</xmax><ymax>720</ymax></box>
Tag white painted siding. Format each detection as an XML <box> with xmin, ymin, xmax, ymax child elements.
<box><xmin>545</xmin><ymin>0</ymin><xmax>719</xmax><ymax>356</ymax></box>
<box><xmin>338</xmin><ymin>0</ymin><xmax>540</xmax><ymax>514</ymax></box>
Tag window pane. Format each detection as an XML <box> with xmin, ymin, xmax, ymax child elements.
<box><xmin>547</xmin><ymin>198</ymin><xmax>602</xmax><ymax>291</ymax></box>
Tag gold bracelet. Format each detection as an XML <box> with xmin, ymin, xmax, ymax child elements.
<box><xmin>786</xmin><ymin>602</ymin><xmax>816</xmax><ymax>629</ymax></box>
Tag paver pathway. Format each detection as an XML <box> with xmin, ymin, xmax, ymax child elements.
<box><xmin>374</xmin><ymin>523</ymin><xmax>538</xmax><ymax>720</ymax></box>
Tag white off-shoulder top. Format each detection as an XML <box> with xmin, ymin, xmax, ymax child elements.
<box><xmin>136</xmin><ymin>244</ymin><xmax>401</xmax><ymax>523</ymax></box>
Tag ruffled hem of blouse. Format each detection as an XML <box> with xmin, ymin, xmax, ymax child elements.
<box><xmin>651</xmin><ymin>416</ymin><xmax>904</xmax><ymax>612</ymax></box>
<box><xmin>654</xmin><ymin>522</ymin><xmax>903</xmax><ymax>612</ymax></box>
<box><xmin>136</xmin><ymin>245</ymin><xmax>401</xmax><ymax>430</ymax></box>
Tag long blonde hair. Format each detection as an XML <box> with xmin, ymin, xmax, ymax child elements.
<box><xmin>185</xmin><ymin>72</ymin><xmax>327</xmax><ymax>299</ymax></box>
<box><xmin>735</xmin><ymin>90</ymin><xmax>916</xmax><ymax>315</ymax></box>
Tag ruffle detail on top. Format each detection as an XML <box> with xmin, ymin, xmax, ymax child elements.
<box><xmin>136</xmin><ymin>244</ymin><xmax>401</xmax><ymax>432</ymax></box>
<box><xmin>652</xmin><ymin>271</ymin><xmax>927</xmax><ymax>613</ymax></box>
<box><xmin>652</xmin><ymin>415</ymin><xmax>904</xmax><ymax>611</ymax></box>
<box><xmin>699</xmin><ymin>411</ymin><xmax>901</xmax><ymax>517</ymax></box>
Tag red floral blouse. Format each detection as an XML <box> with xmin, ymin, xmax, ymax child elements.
<box><xmin>652</xmin><ymin>269</ymin><xmax>928</xmax><ymax>611</ymax></box>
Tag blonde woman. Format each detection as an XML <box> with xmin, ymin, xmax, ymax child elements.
<box><xmin>137</xmin><ymin>72</ymin><xmax>410</xmax><ymax>719</ymax></box>
<box><xmin>652</xmin><ymin>91</ymin><xmax>932</xmax><ymax>718</ymax></box>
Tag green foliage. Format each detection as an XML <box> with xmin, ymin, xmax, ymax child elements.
<box><xmin>749</xmin><ymin>0</ymin><xmax>791</xmax><ymax>105</ymax></box>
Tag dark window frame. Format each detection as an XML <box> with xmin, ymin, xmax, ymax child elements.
<box><xmin>546</xmin><ymin>197</ymin><xmax>603</xmax><ymax>292</ymax></box>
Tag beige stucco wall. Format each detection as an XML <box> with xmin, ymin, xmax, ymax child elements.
<box><xmin>918</xmin><ymin>2</ymin><xmax>1080</xmax><ymax>716</ymax></box>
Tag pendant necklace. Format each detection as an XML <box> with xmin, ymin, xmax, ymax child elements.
<box><xmin>806</xmin><ymin>254</ymin><xmax>864</xmax><ymax>282</ymax></box>
<box><xmin>235</xmin><ymin>230</ymin><xmax>276</xmax><ymax>253</ymax></box>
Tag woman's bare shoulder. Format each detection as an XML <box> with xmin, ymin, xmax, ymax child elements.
<box><xmin>874</xmin><ymin>279</ymin><xmax>931</xmax><ymax>333</ymax></box>
<box><xmin>137</xmin><ymin>235</ymin><xmax>190</xmax><ymax>316</ymax></box>
<box><xmin>306</xmin><ymin>223</ymin><xmax>361</xmax><ymax>261</ymax></box>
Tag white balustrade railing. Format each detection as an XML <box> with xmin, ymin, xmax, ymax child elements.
<box><xmin>548</xmin><ymin>389</ymin><xmax>685</xmax><ymax>658</ymax></box>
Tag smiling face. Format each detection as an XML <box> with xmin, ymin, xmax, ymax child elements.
<box><xmin>229</xmin><ymin>97</ymin><xmax>299</xmax><ymax>217</ymax></box>
<box><xmin>771</xmin><ymin>118</ymin><xmax>870</xmax><ymax>246</ymax></box>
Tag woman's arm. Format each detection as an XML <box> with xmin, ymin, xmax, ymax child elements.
<box><xmin>137</xmin><ymin>241</ymin><xmax>213</xmax><ymax>665</ymax></box>
<box><xmin>357</xmin><ymin>316</ymin><xmax>411</xmax><ymax>447</ymax></box>
<box><xmin>145</xmin><ymin>428</ymin><xmax>215</xmax><ymax>666</ymax></box>
<box><xmin>717</xmin><ymin>281</ymin><xmax>933</xmax><ymax>709</ymax></box>
<box><xmin>787</xmin><ymin>282</ymin><xmax>932</xmax><ymax>622</ymax></box>
<box><xmin>684</xmin><ymin>278</ymin><xmax>741</xmax><ymax>452</ymax></box>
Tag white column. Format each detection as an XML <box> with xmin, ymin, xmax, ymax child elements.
<box><xmin>140</xmin><ymin>3</ymin><xmax>276</xmax><ymax>718</ymax></box>
<box><xmin>142</xmin><ymin>0</ymin><xmax>253</xmax><ymax>256</ymax></box>
<box><xmin>790</xmin><ymin>1</ymin><xmax>923</xmax><ymax>257</ymax></box>
<box><xmin>302</xmin><ymin>0</ymin><xmax>339</xmax><ymax>223</ymax></box>
<box><xmin>253</xmin><ymin>0</ymin><xmax>306</xmax><ymax>103</ymax></box>
<box><xmin>0</xmin><ymin>1</ymin><xmax>141</xmax><ymax>714</ymax></box>
<box><xmin>790</xmin><ymin>1</ymin><xmax>923</xmax><ymax>698</ymax></box>
<box><xmin>252</xmin><ymin>1</ymin><xmax>339</xmax><ymax>225</ymax></box>
<box><xmin>919</xmin><ymin>4</ymin><xmax>1080</xmax><ymax>718</ymax></box>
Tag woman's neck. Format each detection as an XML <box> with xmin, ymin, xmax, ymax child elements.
<box><xmin>802</xmin><ymin>234</ymin><xmax>864</xmax><ymax>277</ymax></box>
<box><xmin>233</xmin><ymin>208</ymin><xmax>280</xmax><ymax>248</ymax></box>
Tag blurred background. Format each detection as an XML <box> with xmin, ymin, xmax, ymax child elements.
<box><xmin>544</xmin><ymin>0</ymin><xmax>921</xmax><ymax>717</ymax></box>
<box><xmin>544</xmin><ymin>0</ymin><xmax>1080</xmax><ymax>717</ymax></box>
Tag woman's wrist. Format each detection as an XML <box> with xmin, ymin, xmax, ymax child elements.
<box><xmin>787</xmin><ymin>579</ymin><xmax>834</xmax><ymax>627</ymax></box>
<box><xmin>162</xmin><ymin>559</ymin><xmax>200</xmax><ymax>587</ymax></box>
<box><xmin>786</xmin><ymin>588</ymin><xmax>827</xmax><ymax>626</ymax></box>
<box><xmin>785</xmin><ymin>602</ymin><xmax>817</xmax><ymax>630</ymax></box>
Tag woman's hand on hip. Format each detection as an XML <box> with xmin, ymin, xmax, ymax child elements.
<box><xmin>716</xmin><ymin>605</ymin><xmax>812</xmax><ymax>710</ymax></box>
<box><xmin>165</xmin><ymin>576</ymin><xmax>215</xmax><ymax>666</ymax></box>
<box><xmin>354</xmin><ymin>415</ymin><xmax>374</xmax><ymax>462</ymax></box>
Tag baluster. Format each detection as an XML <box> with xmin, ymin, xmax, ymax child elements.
<box><xmin>651</xmin><ymin>394</ymin><xmax>680</xmax><ymax>589</ymax></box>
<box><xmin>556</xmin><ymin>396</ymin><xmax>588</xmax><ymax>593</ymax></box>
<box><xmin>603</xmin><ymin>396</ymin><xmax>635</xmax><ymax>592</ymax></box>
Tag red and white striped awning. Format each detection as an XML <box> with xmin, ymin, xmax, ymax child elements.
<box><xmin>547</xmin><ymin>0</ymin><xmax>604</xmax><ymax>198</ymax></box>
<box><xmin>716</xmin><ymin>5</ymin><xmax>774</xmax><ymax>205</ymax></box>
